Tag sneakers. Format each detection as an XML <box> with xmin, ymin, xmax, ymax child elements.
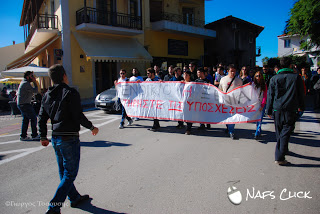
<box><xmin>70</xmin><ymin>194</ymin><xmax>90</xmax><ymax>208</ymax></box>
<box><xmin>127</xmin><ymin>120</ymin><xmax>133</xmax><ymax>126</ymax></box>
<box><xmin>148</xmin><ymin>126</ymin><xmax>160</xmax><ymax>132</ymax></box>
<box><xmin>119</xmin><ymin>124</ymin><xmax>124</xmax><ymax>129</ymax></box>
<box><xmin>32</xmin><ymin>135</ymin><xmax>40</xmax><ymax>141</ymax></box>
<box><xmin>185</xmin><ymin>130</ymin><xmax>191</xmax><ymax>135</ymax></box>
<box><xmin>230</xmin><ymin>133</ymin><xmax>235</xmax><ymax>140</ymax></box>
<box><xmin>176</xmin><ymin>124</ymin><xmax>185</xmax><ymax>129</ymax></box>
<box><xmin>198</xmin><ymin>124</ymin><xmax>206</xmax><ymax>130</ymax></box>
<box><xmin>275</xmin><ymin>160</ymin><xmax>291</xmax><ymax>166</ymax></box>
<box><xmin>20</xmin><ymin>136</ymin><xmax>32</xmax><ymax>141</ymax></box>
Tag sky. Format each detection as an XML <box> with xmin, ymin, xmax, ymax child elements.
<box><xmin>0</xmin><ymin>0</ymin><xmax>296</xmax><ymax>66</ymax></box>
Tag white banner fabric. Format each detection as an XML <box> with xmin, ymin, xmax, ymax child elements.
<box><xmin>116</xmin><ymin>81</ymin><xmax>261</xmax><ymax>124</ymax></box>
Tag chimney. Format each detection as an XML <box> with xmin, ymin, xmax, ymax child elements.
<box><xmin>13</xmin><ymin>41</ymin><xmax>15</xmax><ymax>45</ymax></box>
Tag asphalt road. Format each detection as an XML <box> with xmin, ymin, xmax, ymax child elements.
<box><xmin>0</xmin><ymin>106</ymin><xmax>319</xmax><ymax>214</ymax></box>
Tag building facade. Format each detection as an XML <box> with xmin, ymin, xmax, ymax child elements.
<box><xmin>9</xmin><ymin>0</ymin><xmax>215</xmax><ymax>102</ymax></box>
<box><xmin>278</xmin><ymin>34</ymin><xmax>319</xmax><ymax>71</ymax></box>
<box><xmin>204</xmin><ymin>15</ymin><xmax>263</xmax><ymax>69</ymax></box>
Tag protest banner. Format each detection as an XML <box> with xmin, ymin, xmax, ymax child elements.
<box><xmin>116</xmin><ymin>81</ymin><xmax>261</xmax><ymax>124</ymax></box>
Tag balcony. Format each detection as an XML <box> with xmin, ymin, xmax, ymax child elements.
<box><xmin>150</xmin><ymin>12</ymin><xmax>216</xmax><ymax>38</ymax></box>
<box><xmin>25</xmin><ymin>14</ymin><xmax>59</xmax><ymax>52</ymax></box>
<box><xmin>256</xmin><ymin>46</ymin><xmax>261</xmax><ymax>57</ymax></box>
<box><xmin>76</xmin><ymin>7</ymin><xmax>143</xmax><ymax>36</ymax></box>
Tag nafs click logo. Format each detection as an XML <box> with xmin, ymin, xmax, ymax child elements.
<box><xmin>227</xmin><ymin>180</ymin><xmax>242</xmax><ymax>205</ymax></box>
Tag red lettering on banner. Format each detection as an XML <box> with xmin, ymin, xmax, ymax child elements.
<box><xmin>236</xmin><ymin>107</ymin><xmax>243</xmax><ymax>114</ymax></box>
<box><xmin>187</xmin><ymin>101</ymin><xmax>194</xmax><ymax>111</ymax></box>
<box><xmin>243</xmin><ymin>106</ymin><xmax>247</xmax><ymax>113</ymax></box>
<box><xmin>178</xmin><ymin>102</ymin><xmax>183</xmax><ymax>110</ymax></box>
<box><xmin>229</xmin><ymin>106</ymin><xmax>235</xmax><ymax>114</ymax></box>
<box><xmin>202</xmin><ymin>103</ymin><xmax>208</xmax><ymax>112</ymax></box>
<box><xmin>183</xmin><ymin>86</ymin><xmax>192</xmax><ymax>98</ymax></box>
<box><xmin>222</xmin><ymin>104</ymin><xmax>228</xmax><ymax>113</ymax></box>
<box><xmin>132</xmin><ymin>99</ymin><xmax>136</xmax><ymax>107</ymax></box>
<box><xmin>127</xmin><ymin>99</ymin><xmax>133</xmax><ymax>107</ymax></box>
<box><xmin>137</xmin><ymin>99</ymin><xmax>142</xmax><ymax>108</ymax></box>
<box><xmin>150</xmin><ymin>100</ymin><xmax>156</xmax><ymax>108</ymax></box>
<box><xmin>208</xmin><ymin>103</ymin><xmax>214</xmax><ymax>112</ymax></box>
<box><xmin>215</xmin><ymin>104</ymin><xmax>222</xmax><ymax>113</ymax></box>
<box><xmin>248</xmin><ymin>105</ymin><xmax>256</xmax><ymax>112</ymax></box>
<box><xmin>143</xmin><ymin>100</ymin><xmax>148</xmax><ymax>108</ymax></box>
<box><xmin>156</xmin><ymin>100</ymin><xmax>163</xmax><ymax>109</ymax></box>
<box><xmin>169</xmin><ymin>100</ymin><xmax>174</xmax><ymax>109</ymax></box>
<box><xmin>122</xmin><ymin>99</ymin><xmax>128</xmax><ymax>105</ymax></box>
<box><xmin>195</xmin><ymin>102</ymin><xmax>202</xmax><ymax>111</ymax></box>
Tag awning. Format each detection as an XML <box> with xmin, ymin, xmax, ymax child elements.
<box><xmin>6</xmin><ymin>35</ymin><xmax>60</xmax><ymax>70</ymax></box>
<box><xmin>73</xmin><ymin>32</ymin><xmax>153</xmax><ymax>62</ymax></box>
<box><xmin>1</xmin><ymin>65</ymin><xmax>49</xmax><ymax>78</ymax></box>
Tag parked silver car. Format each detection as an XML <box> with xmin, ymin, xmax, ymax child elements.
<box><xmin>95</xmin><ymin>87</ymin><xmax>119</xmax><ymax>112</ymax></box>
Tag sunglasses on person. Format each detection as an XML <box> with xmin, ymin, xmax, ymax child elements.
<box><xmin>120</xmin><ymin>73</ymin><xmax>125</xmax><ymax>75</ymax></box>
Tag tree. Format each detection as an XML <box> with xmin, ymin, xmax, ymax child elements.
<box><xmin>262</xmin><ymin>57</ymin><xmax>269</xmax><ymax>65</ymax></box>
<box><xmin>285</xmin><ymin>0</ymin><xmax>320</xmax><ymax>50</ymax></box>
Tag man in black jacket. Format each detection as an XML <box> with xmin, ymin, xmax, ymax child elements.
<box><xmin>266</xmin><ymin>57</ymin><xmax>305</xmax><ymax>166</ymax></box>
<box><xmin>39</xmin><ymin>64</ymin><xmax>99</xmax><ymax>214</ymax></box>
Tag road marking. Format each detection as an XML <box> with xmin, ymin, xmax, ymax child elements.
<box><xmin>0</xmin><ymin>146</ymin><xmax>45</xmax><ymax>166</ymax></box>
<box><xmin>0</xmin><ymin>117</ymin><xmax>119</xmax><ymax>166</ymax></box>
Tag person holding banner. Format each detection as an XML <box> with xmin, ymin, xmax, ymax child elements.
<box><xmin>129</xmin><ymin>68</ymin><xmax>144</xmax><ymax>82</ymax></box>
<box><xmin>189</xmin><ymin>61</ymin><xmax>197</xmax><ymax>81</ymax></box>
<box><xmin>266</xmin><ymin>57</ymin><xmax>305</xmax><ymax>165</ymax></box>
<box><xmin>219</xmin><ymin>64</ymin><xmax>243</xmax><ymax>140</ymax></box>
<box><xmin>146</xmin><ymin>68</ymin><xmax>162</xmax><ymax>131</ymax></box>
<box><xmin>253</xmin><ymin>71</ymin><xmax>267</xmax><ymax>140</ymax></box>
<box><xmin>115</xmin><ymin>69</ymin><xmax>134</xmax><ymax>129</ymax></box>
<box><xmin>171</xmin><ymin>67</ymin><xmax>185</xmax><ymax>129</ymax></box>
<box><xmin>195</xmin><ymin>67</ymin><xmax>211</xmax><ymax>130</ymax></box>
<box><xmin>184</xmin><ymin>71</ymin><xmax>193</xmax><ymax>135</ymax></box>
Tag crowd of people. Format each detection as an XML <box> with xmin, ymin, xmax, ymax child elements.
<box><xmin>115</xmin><ymin>60</ymin><xmax>318</xmax><ymax>141</ymax></box>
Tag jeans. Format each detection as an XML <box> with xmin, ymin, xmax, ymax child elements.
<box><xmin>18</xmin><ymin>104</ymin><xmax>38</xmax><ymax>138</ymax></box>
<box><xmin>119</xmin><ymin>98</ymin><xmax>132</xmax><ymax>125</ymax></box>
<box><xmin>255</xmin><ymin>105</ymin><xmax>266</xmax><ymax>137</ymax></box>
<box><xmin>186</xmin><ymin>122</ymin><xmax>193</xmax><ymax>131</ymax></box>
<box><xmin>226</xmin><ymin>124</ymin><xmax>235</xmax><ymax>134</ymax></box>
<box><xmin>49</xmin><ymin>136</ymin><xmax>81</xmax><ymax>212</ymax></box>
<box><xmin>274</xmin><ymin>111</ymin><xmax>295</xmax><ymax>161</ymax></box>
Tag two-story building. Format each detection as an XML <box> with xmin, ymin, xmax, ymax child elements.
<box><xmin>278</xmin><ymin>34</ymin><xmax>319</xmax><ymax>71</ymax></box>
<box><xmin>8</xmin><ymin>0</ymin><xmax>216</xmax><ymax>102</ymax></box>
<box><xmin>204</xmin><ymin>15</ymin><xmax>264</xmax><ymax>69</ymax></box>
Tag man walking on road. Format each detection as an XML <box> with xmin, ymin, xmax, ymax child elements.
<box><xmin>38</xmin><ymin>64</ymin><xmax>99</xmax><ymax>214</ymax></box>
<box><xmin>17</xmin><ymin>71</ymin><xmax>40</xmax><ymax>141</ymax></box>
<box><xmin>266</xmin><ymin>57</ymin><xmax>305</xmax><ymax>166</ymax></box>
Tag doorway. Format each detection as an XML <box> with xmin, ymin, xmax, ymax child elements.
<box><xmin>95</xmin><ymin>61</ymin><xmax>117</xmax><ymax>94</ymax></box>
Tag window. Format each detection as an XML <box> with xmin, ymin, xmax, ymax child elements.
<box><xmin>284</xmin><ymin>39</ymin><xmax>291</xmax><ymax>48</ymax></box>
<box><xmin>168</xmin><ymin>39</ymin><xmax>188</xmax><ymax>56</ymax></box>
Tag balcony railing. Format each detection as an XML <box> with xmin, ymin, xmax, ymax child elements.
<box><xmin>150</xmin><ymin>12</ymin><xmax>205</xmax><ymax>28</ymax></box>
<box><xmin>76</xmin><ymin>7</ymin><xmax>142</xmax><ymax>30</ymax></box>
<box><xmin>256</xmin><ymin>46</ymin><xmax>261</xmax><ymax>57</ymax></box>
<box><xmin>25</xmin><ymin>14</ymin><xmax>59</xmax><ymax>49</ymax></box>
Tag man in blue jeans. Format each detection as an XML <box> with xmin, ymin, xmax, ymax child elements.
<box><xmin>17</xmin><ymin>71</ymin><xmax>40</xmax><ymax>141</ymax></box>
<box><xmin>39</xmin><ymin>64</ymin><xmax>99</xmax><ymax>214</ymax></box>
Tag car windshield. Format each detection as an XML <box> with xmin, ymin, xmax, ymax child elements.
<box><xmin>101</xmin><ymin>89</ymin><xmax>116</xmax><ymax>97</ymax></box>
